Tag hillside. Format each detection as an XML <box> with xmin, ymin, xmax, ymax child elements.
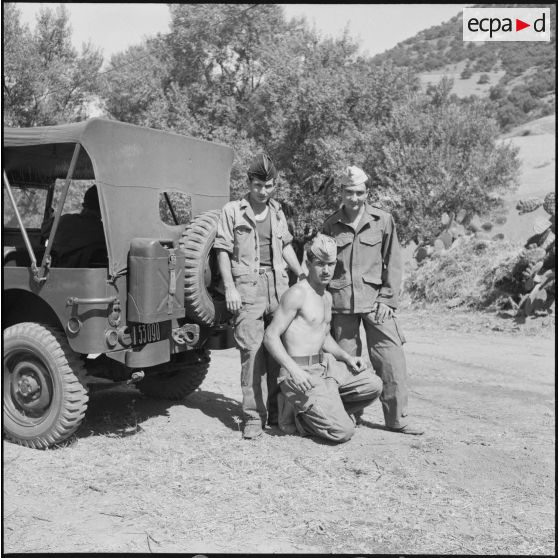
<box><xmin>491</xmin><ymin>114</ymin><xmax>555</xmax><ymax>244</ymax></box>
<box><xmin>401</xmin><ymin>112</ymin><xmax>555</xmax><ymax>270</ymax></box>
<box><xmin>371</xmin><ymin>4</ymin><xmax>556</xmax><ymax>130</ymax></box>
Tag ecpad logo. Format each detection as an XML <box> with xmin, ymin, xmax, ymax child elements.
<box><xmin>463</xmin><ymin>8</ymin><xmax>550</xmax><ymax>42</ymax></box>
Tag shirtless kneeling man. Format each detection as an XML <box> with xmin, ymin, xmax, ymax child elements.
<box><xmin>264</xmin><ymin>234</ymin><xmax>383</xmax><ymax>443</ymax></box>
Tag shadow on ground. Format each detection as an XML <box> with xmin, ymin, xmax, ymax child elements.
<box><xmin>76</xmin><ymin>385</ymin><xmax>244</xmax><ymax>440</ymax></box>
<box><xmin>78</xmin><ymin>384</ymin><xmax>171</xmax><ymax>439</ymax></box>
<box><xmin>76</xmin><ymin>384</ymin><xmax>385</xmax><ymax>445</ymax></box>
<box><xmin>182</xmin><ymin>389</ymin><xmax>244</xmax><ymax>431</ymax></box>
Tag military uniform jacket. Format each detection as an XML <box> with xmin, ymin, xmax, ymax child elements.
<box><xmin>322</xmin><ymin>203</ymin><xmax>403</xmax><ymax>313</ymax></box>
<box><xmin>214</xmin><ymin>195</ymin><xmax>293</xmax><ymax>301</ymax></box>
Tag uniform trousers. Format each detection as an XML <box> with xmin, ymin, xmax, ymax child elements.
<box><xmin>331</xmin><ymin>312</ymin><xmax>409</xmax><ymax>429</ymax></box>
<box><xmin>279</xmin><ymin>354</ymin><xmax>382</xmax><ymax>443</ymax></box>
<box><xmin>233</xmin><ymin>269</ymin><xmax>281</xmax><ymax>425</ymax></box>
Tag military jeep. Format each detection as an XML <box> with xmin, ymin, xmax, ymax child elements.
<box><xmin>3</xmin><ymin>118</ymin><xmax>234</xmax><ymax>448</ymax></box>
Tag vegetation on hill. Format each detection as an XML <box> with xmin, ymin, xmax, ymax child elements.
<box><xmin>371</xmin><ymin>4</ymin><xmax>556</xmax><ymax>131</ymax></box>
<box><xmin>1</xmin><ymin>3</ymin><xmax>523</xmax><ymax>247</ymax></box>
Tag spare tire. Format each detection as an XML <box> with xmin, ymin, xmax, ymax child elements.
<box><xmin>180</xmin><ymin>209</ymin><xmax>227</xmax><ymax>325</ymax></box>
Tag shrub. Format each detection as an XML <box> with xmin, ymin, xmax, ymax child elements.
<box><xmin>404</xmin><ymin>236</ymin><xmax>525</xmax><ymax>308</ymax></box>
<box><xmin>478</xmin><ymin>74</ymin><xmax>490</xmax><ymax>84</ymax></box>
<box><xmin>460</xmin><ymin>67</ymin><xmax>473</xmax><ymax>80</ymax></box>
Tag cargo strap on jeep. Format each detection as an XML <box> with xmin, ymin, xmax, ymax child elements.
<box><xmin>168</xmin><ymin>249</ymin><xmax>177</xmax><ymax>314</ymax></box>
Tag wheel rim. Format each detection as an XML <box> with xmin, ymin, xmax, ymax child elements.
<box><xmin>3</xmin><ymin>349</ymin><xmax>55</xmax><ymax>425</ymax></box>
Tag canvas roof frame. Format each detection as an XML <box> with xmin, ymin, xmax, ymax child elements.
<box><xmin>3</xmin><ymin>118</ymin><xmax>234</xmax><ymax>279</ymax></box>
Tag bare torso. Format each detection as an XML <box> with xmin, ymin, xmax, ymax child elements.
<box><xmin>282</xmin><ymin>282</ymin><xmax>332</xmax><ymax>356</ymax></box>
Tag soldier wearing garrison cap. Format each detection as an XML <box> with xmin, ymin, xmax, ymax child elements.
<box><xmin>322</xmin><ymin>166</ymin><xmax>424</xmax><ymax>435</ymax></box>
<box><xmin>263</xmin><ymin>233</ymin><xmax>383</xmax><ymax>443</ymax></box>
<box><xmin>215</xmin><ymin>153</ymin><xmax>304</xmax><ymax>439</ymax></box>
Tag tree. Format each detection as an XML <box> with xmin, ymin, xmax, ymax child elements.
<box><xmin>3</xmin><ymin>3</ymin><xmax>103</xmax><ymax>126</ymax></box>
<box><xmin>366</xmin><ymin>82</ymin><xmax>520</xmax><ymax>245</ymax></box>
<box><xmin>100</xmin><ymin>4</ymin><xmax>520</xmax><ymax>243</ymax></box>
<box><xmin>103</xmin><ymin>4</ymin><xmax>308</xmax><ymax>198</ymax></box>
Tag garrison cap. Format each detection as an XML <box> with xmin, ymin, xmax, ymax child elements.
<box><xmin>308</xmin><ymin>233</ymin><xmax>337</xmax><ymax>263</ymax></box>
<box><xmin>247</xmin><ymin>153</ymin><xmax>277</xmax><ymax>181</ymax></box>
<box><xmin>341</xmin><ymin>165</ymin><xmax>368</xmax><ymax>187</ymax></box>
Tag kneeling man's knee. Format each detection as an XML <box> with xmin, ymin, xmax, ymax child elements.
<box><xmin>328</xmin><ymin>418</ymin><xmax>356</xmax><ymax>443</ymax></box>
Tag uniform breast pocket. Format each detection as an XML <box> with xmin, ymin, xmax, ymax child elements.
<box><xmin>359</xmin><ymin>231</ymin><xmax>383</xmax><ymax>281</ymax></box>
<box><xmin>360</xmin><ymin>231</ymin><xmax>382</xmax><ymax>248</ymax></box>
<box><xmin>234</xmin><ymin>225</ymin><xmax>254</xmax><ymax>263</ymax></box>
<box><xmin>234</xmin><ymin>225</ymin><xmax>252</xmax><ymax>236</ymax></box>
<box><xmin>336</xmin><ymin>233</ymin><xmax>353</xmax><ymax>250</ymax></box>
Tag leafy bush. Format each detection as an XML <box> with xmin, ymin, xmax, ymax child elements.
<box><xmin>404</xmin><ymin>237</ymin><xmax>525</xmax><ymax>308</ymax></box>
<box><xmin>477</xmin><ymin>74</ymin><xmax>490</xmax><ymax>85</ymax></box>
<box><xmin>460</xmin><ymin>67</ymin><xmax>473</xmax><ymax>80</ymax></box>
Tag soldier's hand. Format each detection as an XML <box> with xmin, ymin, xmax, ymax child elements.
<box><xmin>225</xmin><ymin>285</ymin><xmax>242</xmax><ymax>314</ymax></box>
<box><xmin>289</xmin><ymin>366</ymin><xmax>315</xmax><ymax>393</ymax></box>
<box><xmin>373</xmin><ymin>302</ymin><xmax>393</xmax><ymax>324</ymax></box>
<box><xmin>347</xmin><ymin>356</ymin><xmax>366</xmax><ymax>374</ymax></box>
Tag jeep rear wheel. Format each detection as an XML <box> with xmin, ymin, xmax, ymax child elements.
<box><xmin>180</xmin><ymin>209</ymin><xmax>227</xmax><ymax>325</ymax></box>
<box><xmin>3</xmin><ymin>323</ymin><xmax>89</xmax><ymax>449</ymax></box>
<box><xmin>136</xmin><ymin>360</ymin><xmax>209</xmax><ymax>400</ymax></box>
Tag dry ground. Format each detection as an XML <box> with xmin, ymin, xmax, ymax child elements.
<box><xmin>2</xmin><ymin>308</ymin><xmax>554</xmax><ymax>554</ymax></box>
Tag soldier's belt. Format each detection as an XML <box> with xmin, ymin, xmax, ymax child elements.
<box><xmin>290</xmin><ymin>353</ymin><xmax>325</xmax><ymax>366</ymax></box>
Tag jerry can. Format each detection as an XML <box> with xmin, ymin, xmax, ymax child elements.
<box><xmin>127</xmin><ymin>238</ymin><xmax>185</xmax><ymax>323</ymax></box>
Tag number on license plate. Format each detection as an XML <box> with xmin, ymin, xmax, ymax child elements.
<box><xmin>131</xmin><ymin>322</ymin><xmax>163</xmax><ymax>346</ymax></box>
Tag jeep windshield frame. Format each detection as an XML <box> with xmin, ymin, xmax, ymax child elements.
<box><xmin>3</xmin><ymin>118</ymin><xmax>234</xmax><ymax>279</ymax></box>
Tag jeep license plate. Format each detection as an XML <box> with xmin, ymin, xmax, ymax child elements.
<box><xmin>130</xmin><ymin>321</ymin><xmax>171</xmax><ymax>346</ymax></box>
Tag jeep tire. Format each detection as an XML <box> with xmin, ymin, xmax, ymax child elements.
<box><xmin>3</xmin><ymin>323</ymin><xmax>89</xmax><ymax>449</ymax></box>
<box><xmin>180</xmin><ymin>209</ymin><xmax>227</xmax><ymax>325</ymax></box>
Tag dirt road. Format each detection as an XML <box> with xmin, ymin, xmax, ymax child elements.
<box><xmin>2</xmin><ymin>313</ymin><xmax>554</xmax><ymax>554</ymax></box>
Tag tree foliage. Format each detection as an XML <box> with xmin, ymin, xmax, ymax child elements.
<box><xmin>6</xmin><ymin>3</ymin><xmax>521</xmax><ymax>247</ymax></box>
<box><xmin>3</xmin><ymin>3</ymin><xmax>103</xmax><ymax>126</ymax></box>
<box><xmin>367</xmin><ymin>80</ymin><xmax>521</xmax><ymax>244</ymax></box>
<box><xmin>102</xmin><ymin>5</ymin><xmax>423</xmax><ymax>232</ymax></box>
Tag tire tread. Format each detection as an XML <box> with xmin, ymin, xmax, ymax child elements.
<box><xmin>3</xmin><ymin>322</ymin><xmax>88</xmax><ymax>449</ymax></box>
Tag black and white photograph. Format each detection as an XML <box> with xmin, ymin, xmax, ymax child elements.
<box><xmin>2</xmin><ymin>2</ymin><xmax>555</xmax><ymax>554</ymax></box>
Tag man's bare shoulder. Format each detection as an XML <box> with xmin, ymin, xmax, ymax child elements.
<box><xmin>280</xmin><ymin>282</ymin><xmax>308</xmax><ymax>309</ymax></box>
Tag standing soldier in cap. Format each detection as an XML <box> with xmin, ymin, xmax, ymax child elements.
<box><xmin>215</xmin><ymin>153</ymin><xmax>305</xmax><ymax>439</ymax></box>
<box><xmin>322</xmin><ymin>166</ymin><xmax>424</xmax><ymax>435</ymax></box>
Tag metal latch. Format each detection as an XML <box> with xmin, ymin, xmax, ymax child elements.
<box><xmin>108</xmin><ymin>299</ymin><xmax>121</xmax><ymax>327</ymax></box>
